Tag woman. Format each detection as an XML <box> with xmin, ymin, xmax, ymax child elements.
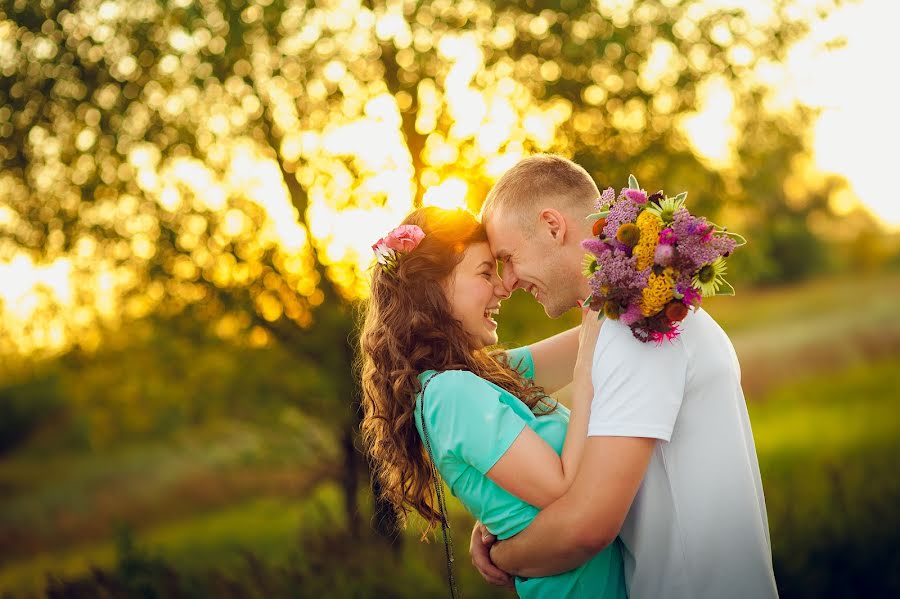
<box><xmin>359</xmin><ymin>207</ymin><xmax>624</xmax><ymax>598</ymax></box>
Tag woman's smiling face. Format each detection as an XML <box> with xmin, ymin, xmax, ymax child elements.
<box><xmin>445</xmin><ymin>241</ymin><xmax>509</xmax><ymax>350</ymax></box>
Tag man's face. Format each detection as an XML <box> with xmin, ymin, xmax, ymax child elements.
<box><xmin>485</xmin><ymin>210</ymin><xmax>581</xmax><ymax>318</ymax></box>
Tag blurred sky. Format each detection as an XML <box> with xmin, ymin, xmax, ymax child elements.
<box><xmin>688</xmin><ymin>0</ymin><xmax>900</xmax><ymax>227</ymax></box>
<box><xmin>799</xmin><ymin>0</ymin><xmax>899</xmax><ymax>227</ymax></box>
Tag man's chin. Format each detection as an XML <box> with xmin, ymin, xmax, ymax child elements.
<box><xmin>542</xmin><ymin>301</ymin><xmax>569</xmax><ymax>319</ymax></box>
<box><xmin>541</xmin><ymin>302</ymin><xmax>578</xmax><ymax>318</ymax></box>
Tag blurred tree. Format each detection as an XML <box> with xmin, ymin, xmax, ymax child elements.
<box><xmin>1</xmin><ymin>0</ymin><xmax>836</xmax><ymax>537</ymax></box>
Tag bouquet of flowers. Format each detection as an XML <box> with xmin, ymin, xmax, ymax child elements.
<box><xmin>582</xmin><ymin>175</ymin><xmax>745</xmax><ymax>343</ymax></box>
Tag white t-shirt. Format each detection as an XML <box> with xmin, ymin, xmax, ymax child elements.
<box><xmin>588</xmin><ymin>308</ymin><xmax>778</xmax><ymax>599</ymax></box>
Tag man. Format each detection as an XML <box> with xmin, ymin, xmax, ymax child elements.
<box><xmin>471</xmin><ymin>154</ymin><xmax>778</xmax><ymax>598</ymax></box>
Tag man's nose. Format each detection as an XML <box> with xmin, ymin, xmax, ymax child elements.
<box><xmin>500</xmin><ymin>269</ymin><xmax>519</xmax><ymax>294</ymax></box>
<box><xmin>494</xmin><ymin>278</ymin><xmax>511</xmax><ymax>300</ymax></box>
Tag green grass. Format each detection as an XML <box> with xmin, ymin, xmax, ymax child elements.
<box><xmin>750</xmin><ymin>357</ymin><xmax>900</xmax><ymax>458</ymax></box>
<box><xmin>0</xmin><ymin>484</ymin><xmax>345</xmax><ymax>596</ymax></box>
<box><xmin>750</xmin><ymin>356</ymin><xmax>900</xmax><ymax>597</ymax></box>
<box><xmin>0</xmin><ymin>416</ymin><xmax>338</xmax><ymax>566</ymax></box>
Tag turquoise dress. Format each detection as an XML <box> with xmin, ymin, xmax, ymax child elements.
<box><xmin>415</xmin><ymin>347</ymin><xmax>626</xmax><ymax>599</ymax></box>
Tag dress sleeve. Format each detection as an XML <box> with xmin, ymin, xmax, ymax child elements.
<box><xmin>587</xmin><ymin>320</ymin><xmax>688</xmax><ymax>442</ymax></box>
<box><xmin>504</xmin><ymin>346</ymin><xmax>535</xmax><ymax>380</ymax></box>
<box><xmin>420</xmin><ymin>370</ymin><xmax>528</xmax><ymax>474</ymax></box>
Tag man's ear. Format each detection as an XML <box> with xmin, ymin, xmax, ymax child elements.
<box><xmin>538</xmin><ymin>208</ymin><xmax>567</xmax><ymax>246</ymax></box>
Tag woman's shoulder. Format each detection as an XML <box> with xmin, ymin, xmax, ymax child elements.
<box><xmin>416</xmin><ymin>370</ymin><xmax>500</xmax><ymax>416</ymax></box>
<box><xmin>419</xmin><ymin>369</ymin><xmax>490</xmax><ymax>394</ymax></box>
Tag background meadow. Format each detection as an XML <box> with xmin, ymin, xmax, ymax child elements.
<box><xmin>1</xmin><ymin>0</ymin><xmax>898</xmax><ymax>597</ymax></box>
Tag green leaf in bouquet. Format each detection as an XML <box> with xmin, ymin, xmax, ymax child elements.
<box><xmin>628</xmin><ymin>174</ymin><xmax>640</xmax><ymax>190</ymax></box>
<box><xmin>714</xmin><ymin>279</ymin><xmax>736</xmax><ymax>296</ymax></box>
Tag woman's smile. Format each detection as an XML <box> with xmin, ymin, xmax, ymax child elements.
<box><xmin>484</xmin><ymin>306</ymin><xmax>499</xmax><ymax>329</ymax></box>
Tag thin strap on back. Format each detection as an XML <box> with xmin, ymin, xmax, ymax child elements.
<box><xmin>418</xmin><ymin>372</ymin><xmax>460</xmax><ymax>599</ymax></box>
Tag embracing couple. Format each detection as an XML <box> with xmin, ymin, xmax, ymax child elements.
<box><xmin>360</xmin><ymin>155</ymin><xmax>778</xmax><ymax>598</ymax></box>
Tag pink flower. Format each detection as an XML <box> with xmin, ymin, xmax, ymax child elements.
<box><xmin>624</xmin><ymin>189</ymin><xmax>647</xmax><ymax>204</ymax></box>
<box><xmin>620</xmin><ymin>303</ymin><xmax>644</xmax><ymax>326</ymax></box>
<box><xmin>371</xmin><ymin>237</ymin><xmax>385</xmax><ymax>252</ymax></box>
<box><xmin>385</xmin><ymin>224</ymin><xmax>425</xmax><ymax>253</ymax></box>
<box><xmin>659</xmin><ymin>228</ymin><xmax>677</xmax><ymax>245</ymax></box>
<box><xmin>650</xmin><ymin>327</ymin><xmax>681</xmax><ymax>344</ymax></box>
<box><xmin>654</xmin><ymin>244</ymin><xmax>674</xmax><ymax>266</ymax></box>
<box><xmin>676</xmin><ymin>282</ymin><xmax>702</xmax><ymax>307</ymax></box>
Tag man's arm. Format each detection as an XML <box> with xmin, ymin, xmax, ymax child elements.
<box><xmin>489</xmin><ymin>435</ymin><xmax>655</xmax><ymax>578</ymax></box>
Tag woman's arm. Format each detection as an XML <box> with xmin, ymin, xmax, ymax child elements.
<box><xmin>524</xmin><ymin>325</ymin><xmax>581</xmax><ymax>394</ymax></box>
<box><xmin>486</xmin><ymin>310</ymin><xmax>602</xmax><ymax>508</ymax></box>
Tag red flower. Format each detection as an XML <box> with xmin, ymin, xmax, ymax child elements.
<box><xmin>665</xmin><ymin>301</ymin><xmax>689</xmax><ymax>322</ymax></box>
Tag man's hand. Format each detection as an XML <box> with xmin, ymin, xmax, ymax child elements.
<box><xmin>469</xmin><ymin>521</ymin><xmax>514</xmax><ymax>589</ymax></box>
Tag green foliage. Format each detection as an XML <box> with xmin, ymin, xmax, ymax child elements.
<box><xmin>0</xmin><ymin>368</ymin><xmax>65</xmax><ymax>454</ymax></box>
<box><xmin>0</xmin><ymin>316</ymin><xmax>338</xmax><ymax>452</ymax></box>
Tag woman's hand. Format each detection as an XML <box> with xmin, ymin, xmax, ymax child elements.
<box><xmin>573</xmin><ymin>305</ymin><xmax>603</xmax><ymax>396</ymax></box>
<box><xmin>470</xmin><ymin>521</ymin><xmax>515</xmax><ymax>589</ymax></box>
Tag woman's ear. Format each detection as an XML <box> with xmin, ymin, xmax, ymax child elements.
<box><xmin>538</xmin><ymin>208</ymin><xmax>567</xmax><ymax>245</ymax></box>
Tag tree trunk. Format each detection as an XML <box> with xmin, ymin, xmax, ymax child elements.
<box><xmin>340</xmin><ymin>426</ymin><xmax>361</xmax><ymax>539</ymax></box>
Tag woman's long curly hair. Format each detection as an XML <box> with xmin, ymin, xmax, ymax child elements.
<box><xmin>359</xmin><ymin>207</ymin><xmax>553</xmax><ymax>536</ymax></box>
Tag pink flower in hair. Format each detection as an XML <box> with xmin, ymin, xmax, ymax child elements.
<box><xmin>372</xmin><ymin>224</ymin><xmax>426</xmax><ymax>275</ymax></box>
<box><xmin>385</xmin><ymin>225</ymin><xmax>425</xmax><ymax>253</ymax></box>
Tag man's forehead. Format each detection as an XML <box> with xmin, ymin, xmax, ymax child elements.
<box><xmin>485</xmin><ymin>212</ymin><xmax>521</xmax><ymax>258</ymax></box>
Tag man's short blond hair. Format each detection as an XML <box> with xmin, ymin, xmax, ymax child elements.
<box><xmin>481</xmin><ymin>154</ymin><xmax>600</xmax><ymax>228</ymax></box>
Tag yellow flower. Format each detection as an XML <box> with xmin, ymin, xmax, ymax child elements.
<box><xmin>645</xmin><ymin>194</ymin><xmax>687</xmax><ymax>224</ymax></box>
<box><xmin>582</xmin><ymin>254</ymin><xmax>598</xmax><ymax>278</ymax></box>
<box><xmin>633</xmin><ymin>210</ymin><xmax>662</xmax><ymax>270</ymax></box>
<box><xmin>692</xmin><ymin>256</ymin><xmax>730</xmax><ymax>297</ymax></box>
<box><xmin>641</xmin><ymin>267</ymin><xmax>675</xmax><ymax>316</ymax></box>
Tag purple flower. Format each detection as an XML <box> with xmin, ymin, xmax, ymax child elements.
<box><xmin>671</xmin><ymin>208</ymin><xmax>730</xmax><ymax>270</ymax></box>
<box><xmin>672</xmin><ymin>208</ymin><xmax>705</xmax><ymax>236</ymax></box>
<box><xmin>591</xmin><ymin>248</ymin><xmax>649</xmax><ymax>292</ymax></box>
<box><xmin>624</xmin><ymin>189</ymin><xmax>648</xmax><ymax>204</ymax></box>
<box><xmin>582</xmin><ymin>238</ymin><xmax>612</xmax><ymax>257</ymax></box>
<box><xmin>709</xmin><ymin>234</ymin><xmax>737</xmax><ymax>257</ymax></box>
<box><xmin>596</xmin><ymin>187</ymin><xmax>616</xmax><ymax>210</ymax></box>
<box><xmin>603</xmin><ymin>200</ymin><xmax>640</xmax><ymax>239</ymax></box>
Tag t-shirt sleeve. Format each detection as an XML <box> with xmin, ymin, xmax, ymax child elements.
<box><xmin>504</xmin><ymin>346</ymin><xmax>535</xmax><ymax>380</ymax></box>
<box><xmin>587</xmin><ymin>321</ymin><xmax>688</xmax><ymax>442</ymax></box>
<box><xmin>420</xmin><ymin>370</ymin><xmax>528</xmax><ymax>474</ymax></box>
